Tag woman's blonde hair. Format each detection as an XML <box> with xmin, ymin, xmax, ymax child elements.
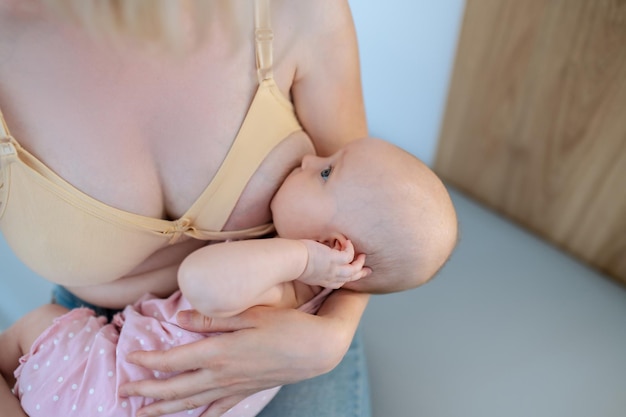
<box><xmin>40</xmin><ymin>0</ymin><xmax>213</xmax><ymax>51</ymax></box>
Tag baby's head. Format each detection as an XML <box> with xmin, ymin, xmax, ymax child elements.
<box><xmin>271</xmin><ymin>137</ymin><xmax>458</xmax><ymax>293</ymax></box>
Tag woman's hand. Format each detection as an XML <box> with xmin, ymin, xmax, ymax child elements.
<box><xmin>118</xmin><ymin>290</ymin><xmax>369</xmax><ymax>417</ymax></box>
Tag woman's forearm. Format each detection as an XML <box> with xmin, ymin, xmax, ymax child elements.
<box><xmin>311</xmin><ymin>289</ymin><xmax>370</xmax><ymax>369</ymax></box>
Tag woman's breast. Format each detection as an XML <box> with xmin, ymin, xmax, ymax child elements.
<box><xmin>221</xmin><ymin>131</ymin><xmax>315</xmax><ymax>231</ymax></box>
<box><xmin>49</xmin><ymin>132</ymin><xmax>313</xmax><ymax>309</ymax></box>
<box><xmin>67</xmin><ymin>238</ymin><xmax>206</xmax><ymax>309</ymax></box>
<box><xmin>68</xmin><ymin>133</ymin><xmax>314</xmax><ymax>308</ymax></box>
<box><xmin>1</xmin><ymin>130</ymin><xmax>312</xmax><ymax>306</ymax></box>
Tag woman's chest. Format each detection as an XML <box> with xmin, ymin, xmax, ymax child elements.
<box><xmin>1</xmin><ymin>14</ymin><xmax>306</xmax><ymax>230</ymax></box>
<box><xmin>5</xmin><ymin>95</ymin><xmax>311</xmax><ymax>228</ymax></box>
<box><xmin>2</xmin><ymin>78</ymin><xmax>312</xmax><ymax>231</ymax></box>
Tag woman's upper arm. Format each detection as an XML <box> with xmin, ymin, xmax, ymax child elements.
<box><xmin>290</xmin><ymin>0</ymin><xmax>368</xmax><ymax>156</ymax></box>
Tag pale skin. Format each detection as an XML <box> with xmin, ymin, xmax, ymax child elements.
<box><xmin>0</xmin><ymin>140</ymin><xmax>381</xmax><ymax>417</ymax></box>
<box><xmin>181</xmin><ymin>139</ymin><xmax>385</xmax><ymax>317</ymax></box>
<box><xmin>180</xmin><ymin>239</ymin><xmax>368</xmax><ymax>319</ymax></box>
<box><xmin>1</xmin><ymin>137</ymin><xmax>397</xmax><ymax>417</ymax></box>
<box><xmin>0</xmin><ymin>0</ymin><xmax>371</xmax><ymax>416</ymax></box>
<box><xmin>0</xmin><ymin>237</ymin><xmax>368</xmax><ymax>417</ymax></box>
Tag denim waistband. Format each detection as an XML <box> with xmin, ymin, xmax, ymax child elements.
<box><xmin>51</xmin><ymin>285</ymin><xmax>122</xmax><ymax>322</ymax></box>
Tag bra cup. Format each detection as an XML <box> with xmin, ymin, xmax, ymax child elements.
<box><xmin>0</xmin><ymin>161</ymin><xmax>167</xmax><ymax>285</ymax></box>
<box><xmin>0</xmin><ymin>140</ymin><xmax>19</xmax><ymax>220</ymax></box>
<box><xmin>0</xmin><ymin>163</ymin><xmax>8</xmax><ymax>220</ymax></box>
<box><xmin>0</xmin><ymin>13</ymin><xmax>303</xmax><ymax>286</ymax></box>
<box><xmin>0</xmin><ymin>84</ymin><xmax>303</xmax><ymax>286</ymax></box>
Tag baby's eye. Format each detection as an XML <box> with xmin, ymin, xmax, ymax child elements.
<box><xmin>320</xmin><ymin>167</ymin><xmax>332</xmax><ymax>181</ymax></box>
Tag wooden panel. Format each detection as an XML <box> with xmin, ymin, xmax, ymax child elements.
<box><xmin>435</xmin><ymin>0</ymin><xmax>626</xmax><ymax>282</ymax></box>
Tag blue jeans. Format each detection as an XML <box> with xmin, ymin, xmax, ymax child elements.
<box><xmin>258</xmin><ymin>330</ymin><xmax>371</xmax><ymax>417</ymax></box>
<box><xmin>51</xmin><ymin>285</ymin><xmax>122</xmax><ymax>321</ymax></box>
<box><xmin>52</xmin><ymin>285</ymin><xmax>372</xmax><ymax>417</ymax></box>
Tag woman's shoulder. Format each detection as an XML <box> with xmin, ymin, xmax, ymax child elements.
<box><xmin>273</xmin><ymin>0</ymin><xmax>355</xmax><ymax>38</ymax></box>
<box><xmin>271</xmin><ymin>0</ymin><xmax>359</xmax><ymax>83</ymax></box>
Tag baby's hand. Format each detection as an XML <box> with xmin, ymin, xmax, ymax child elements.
<box><xmin>297</xmin><ymin>239</ymin><xmax>370</xmax><ymax>289</ymax></box>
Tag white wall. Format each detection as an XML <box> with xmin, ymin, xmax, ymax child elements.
<box><xmin>349</xmin><ymin>0</ymin><xmax>465</xmax><ymax>166</ymax></box>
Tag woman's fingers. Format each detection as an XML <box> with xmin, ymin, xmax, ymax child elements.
<box><xmin>124</xmin><ymin>342</ymin><xmax>209</xmax><ymax>374</ymax></box>
<box><xmin>135</xmin><ymin>392</ymin><xmax>249</xmax><ymax>417</ymax></box>
<box><xmin>134</xmin><ymin>389</ymin><xmax>231</xmax><ymax>417</ymax></box>
<box><xmin>176</xmin><ymin>308</ymin><xmax>257</xmax><ymax>332</ymax></box>
<box><xmin>121</xmin><ymin>334</ymin><xmax>244</xmax><ymax>398</ymax></box>
<box><xmin>120</xmin><ymin>368</ymin><xmax>214</xmax><ymax>400</ymax></box>
<box><xmin>117</xmin><ymin>304</ymin><xmax>357</xmax><ymax>416</ymax></box>
<box><xmin>200</xmin><ymin>395</ymin><xmax>249</xmax><ymax>417</ymax></box>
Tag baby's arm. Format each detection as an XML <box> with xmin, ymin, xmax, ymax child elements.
<box><xmin>178</xmin><ymin>238</ymin><xmax>368</xmax><ymax>318</ymax></box>
<box><xmin>0</xmin><ymin>304</ymin><xmax>69</xmax><ymax>417</ymax></box>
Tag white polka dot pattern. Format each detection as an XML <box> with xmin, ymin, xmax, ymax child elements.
<box><xmin>14</xmin><ymin>290</ymin><xmax>329</xmax><ymax>416</ymax></box>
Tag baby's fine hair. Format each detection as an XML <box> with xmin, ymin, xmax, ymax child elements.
<box><xmin>337</xmin><ymin>138</ymin><xmax>457</xmax><ymax>294</ymax></box>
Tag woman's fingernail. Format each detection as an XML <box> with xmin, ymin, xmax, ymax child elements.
<box><xmin>176</xmin><ymin>310</ymin><xmax>191</xmax><ymax>325</ymax></box>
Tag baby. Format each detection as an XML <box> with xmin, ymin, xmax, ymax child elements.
<box><xmin>0</xmin><ymin>138</ymin><xmax>457</xmax><ymax>417</ymax></box>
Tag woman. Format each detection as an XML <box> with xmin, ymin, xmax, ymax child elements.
<box><xmin>0</xmin><ymin>1</ymin><xmax>378</xmax><ymax>416</ymax></box>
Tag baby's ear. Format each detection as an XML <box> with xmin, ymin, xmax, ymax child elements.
<box><xmin>326</xmin><ymin>233</ymin><xmax>349</xmax><ymax>251</ymax></box>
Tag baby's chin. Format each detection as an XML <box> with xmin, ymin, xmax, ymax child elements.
<box><xmin>339</xmin><ymin>279</ymin><xmax>367</xmax><ymax>293</ymax></box>
<box><xmin>270</xmin><ymin>219</ymin><xmax>299</xmax><ymax>240</ymax></box>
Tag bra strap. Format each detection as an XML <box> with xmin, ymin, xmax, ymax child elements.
<box><xmin>254</xmin><ymin>0</ymin><xmax>273</xmax><ymax>82</ymax></box>
<box><xmin>0</xmin><ymin>107</ymin><xmax>10</xmax><ymax>139</ymax></box>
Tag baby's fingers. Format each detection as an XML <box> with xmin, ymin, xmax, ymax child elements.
<box><xmin>349</xmin><ymin>254</ymin><xmax>370</xmax><ymax>281</ymax></box>
<box><xmin>335</xmin><ymin>266</ymin><xmax>370</xmax><ymax>286</ymax></box>
<box><xmin>336</xmin><ymin>253</ymin><xmax>368</xmax><ymax>281</ymax></box>
<box><xmin>350</xmin><ymin>253</ymin><xmax>366</xmax><ymax>270</ymax></box>
<box><xmin>341</xmin><ymin>239</ymin><xmax>356</xmax><ymax>260</ymax></box>
<box><xmin>356</xmin><ymin>266</ymin><xmax>372</xmax><ymax>280</ymax></box>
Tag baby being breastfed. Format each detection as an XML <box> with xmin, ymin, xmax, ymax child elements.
<box><xmin>80</xmin><ymin>131</ymin><xmax>314</xmax><ymax>309</ymax></box>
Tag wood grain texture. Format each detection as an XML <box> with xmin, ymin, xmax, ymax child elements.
<box><xmin>435</xmin><ymin>0</ymin><xmax>626</xmax><ymax>282</ymax></box>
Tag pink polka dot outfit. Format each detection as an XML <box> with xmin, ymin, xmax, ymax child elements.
<box><xmin>14</xmin><ymin>289</ymin><xmax>331</xmax><ymax>416</ymax></box>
